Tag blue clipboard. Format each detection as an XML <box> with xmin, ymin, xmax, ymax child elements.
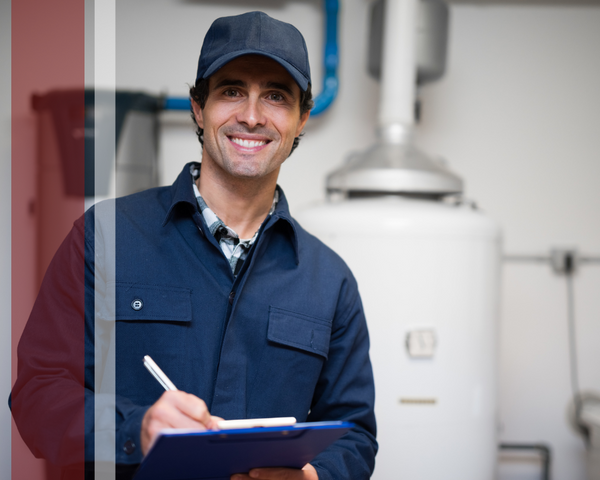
<box><xmin>133</xmin><ymin>421</ymin><xmax>353</xmax><ymax>480</ymax></box>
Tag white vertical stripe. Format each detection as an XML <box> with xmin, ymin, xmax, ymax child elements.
<box><xmin>94</xmin><ymin>0</ymin><xmax>117</xmax><ymax>478</ymax></box>
<box><xmin>95</xmin><ymin>0</ymin><xmax>116</xmax><ymax>90</ymax></box>
<box><xmin>0</xmin><ymin>0</ymin><xmax>11</xmax><ymax>476</ymax></box>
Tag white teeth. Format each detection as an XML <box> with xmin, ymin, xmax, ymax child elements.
<box><xmin>230</xmin><ymin>137</ymin><xmax>267</xmax><ymax>148</ymax></box>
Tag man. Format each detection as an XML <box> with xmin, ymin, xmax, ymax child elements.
<box><xmin>12</xmin><ymin>11</ymin><xmax>377</xmax><ymax>480</ymax></box>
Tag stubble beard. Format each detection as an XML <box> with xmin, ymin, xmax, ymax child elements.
<box><xmin>205</xmin><ymin>129</ymin><xmax>287</xmax><ymax>181</ymax></box>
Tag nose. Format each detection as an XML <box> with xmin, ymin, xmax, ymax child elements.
<box><xmin>236</xmin><ymin>94</ymin><xmax>266</xmax><ymax>129</ymax></box>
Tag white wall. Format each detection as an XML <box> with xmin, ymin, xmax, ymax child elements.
<box><xmin>0</xmin><ymin>1</ymin><xmax>584</xmax><ymax>479</ymax></box>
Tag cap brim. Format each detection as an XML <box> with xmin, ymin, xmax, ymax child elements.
<box><xmin>200</xmin><ymin>50</ymin><xmax>309</xmax><ymax>91</ymax></box>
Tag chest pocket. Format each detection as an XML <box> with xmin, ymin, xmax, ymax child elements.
<box><xmin>112</xmin><ymin>282</ymin><xmax>192</xmax><ymax>402</ymax></box>
<box><xmin>267</xmin><ymin>306</ymin><xmax>332</xmax><ymax>359</ymax></box>
<box><xmin>246</xmin><ymin>306</ymin><xmax>332</xmax><ymax>419</ymax></box>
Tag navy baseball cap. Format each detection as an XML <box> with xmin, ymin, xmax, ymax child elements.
<box><xmin>196</xmin><ymin>11</ymin><xmax>311</xmax><ymax>92</ymax></box>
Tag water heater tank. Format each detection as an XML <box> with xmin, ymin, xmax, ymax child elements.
<box><xmin>296</xmin><ymin>195</ymin><xmax>500</xmax><ymax>479</ymax></box>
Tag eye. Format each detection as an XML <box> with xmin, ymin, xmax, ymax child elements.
<box><xmin>223</xmin><ymin>89</ymin><xmax>240</xmax><ymax>98</ymax></box>
<box><xmin>267</xmin><ymin>92</ymin><xmax>285</xmax><ymax>102</ymax></box>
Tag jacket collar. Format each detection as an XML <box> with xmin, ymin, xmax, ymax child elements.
<box><xmin>163</xmin><ymin>162</ymin><xmax>300</xmax><ymax>264</ymax></box>
<box><xmin>162</xmin><ymin>162</ymin><xmax>199</xmax><ymax>226</ymax></box>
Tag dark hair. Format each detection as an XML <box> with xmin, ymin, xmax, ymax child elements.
<box><xmin>189</xmin><ymin>77</ymin><xmax>313</xmax><ymax>156</ymax></box>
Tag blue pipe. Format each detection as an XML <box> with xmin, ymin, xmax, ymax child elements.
<box><xmin>162</xmin><ymin>0</ymin><xmax>340</xmax><ymax>117</ymax></box>
<box><xmin>163</xmin><ymin>97</ymin><xmax>191</xmax><ymax>111</ymax></box>
<box><xmin>311</xmin><ymin>0</ymin><xmax>339</xmax><ymax>116</ymax></box>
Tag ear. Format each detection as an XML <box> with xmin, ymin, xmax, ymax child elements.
<box><xmin>191</xmin><ymin>99</ymin><xmax>204</xmax><ymax>129</ymax></box>
<box><xmin>295</xmin><ymin>110</ymin><xmax>310</xmax><ymax>137</ymax></box>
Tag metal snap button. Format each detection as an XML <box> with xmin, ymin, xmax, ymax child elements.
<box><xmin>131</xmin><ymin>299</ymin><xmax>143</xmax><ymax>311</ymax></box>
<box><xmin>123</xmin><ymin>439</ymin><xmax>136</xmax><ymax>455</ymax></box>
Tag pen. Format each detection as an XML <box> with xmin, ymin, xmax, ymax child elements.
<box><xmin>143</xmin><ymin>355</ymin><xmax>297</xmax><ymax>430</ymax></box>
<box><xmin>143</xmin><ymin>355</ymin><xmax>178</xmax><ymax>391</ymax></box>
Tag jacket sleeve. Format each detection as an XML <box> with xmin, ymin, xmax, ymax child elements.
<box><xmin>308</xmin><ymin>275</ymin><xmax>378</xmax><ymax>480</ymax></box>
<box><xmin>10</xmin><ymin>210</ymin><xmax>150</xmax><ymax>467</ymax></box>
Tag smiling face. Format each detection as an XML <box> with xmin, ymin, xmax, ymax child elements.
<box><xmin>192</xmin><ymin>55</ymin><xmax>310</xmax><ymax>185</ymax></box>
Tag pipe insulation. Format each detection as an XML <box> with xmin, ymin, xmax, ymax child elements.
<box><xmin>378</xmin><ymin>0</ymin><xmax>418</xmax><ymax>132</ymax></box>
<box><xmin>310</xmin><ymin>0</ymin><xmax>339</xmax><ymax>116</ymax></box>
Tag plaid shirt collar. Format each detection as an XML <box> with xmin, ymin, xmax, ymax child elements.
<box><xmin>190</xmin><ymin>164</ymin><xmax>279</xmax><ymax>275</ymax></box>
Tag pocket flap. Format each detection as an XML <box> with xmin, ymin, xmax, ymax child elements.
<box><xmin>267</xmin><ymin>307</ymin><xmax>331</xmax><ymax>359</ymax></box>
<box><xmin>115</xmin><ymin>283</ymin><xmax>192</xmax><ymax>322</ymax></box>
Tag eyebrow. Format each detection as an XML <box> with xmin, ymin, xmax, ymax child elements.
<box><xmin>212</xmin><ymin>79</ymin><xmax>245</xmax><ymax>90</ymax></box>
<box><xmin>212</xmin><ymin>79</ymin><xmax>296</xmax><ymax>98</ymax></box>
<box><xmin>265</xmin><ymin>82</ymin><xmax>295</xmax><ymax>98</ymax></box>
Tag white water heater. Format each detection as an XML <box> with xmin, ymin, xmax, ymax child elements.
<box><xmin>296</xmin><ymin>193</ymin><xmax>500</xmax><ymax>479</ymax></box>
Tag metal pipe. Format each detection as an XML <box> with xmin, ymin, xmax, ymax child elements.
<box><xmin>503</xmin><ymin>253</ymin><xmax>600</xmax><ymax>265</ymax></box>
<box><xmin>378</xmin><ymin>0</ymin><xmax>418</xmax><ymax>133</ymax></box>
<box><xmin>499</xmin><ymin>443</ymin><xmax>551</xmax><ymax>480</ymax></box>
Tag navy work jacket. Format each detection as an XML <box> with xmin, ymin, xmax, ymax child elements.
<box><xmin>12</xmin><ymin>163</ymin><xmax>377</xmax><ymax>480</ymax></box>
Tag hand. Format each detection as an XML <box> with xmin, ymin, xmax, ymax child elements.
<box><xmin>231</xmin><ymin>463</ymin><xmax>318</xmax><ymax>480</ymax></box>
<box><xmin>140</xmin><ymin>391</ymin><xmax>223</xmax><ymax>455</ymax></box>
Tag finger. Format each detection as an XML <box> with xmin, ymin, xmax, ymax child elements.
<box><xmin>157</xmin><ymin>392</ymin><xmax>223</xmax><ymax>430</ymax></box>
<box><xmin>144</xmin><ymin>394</ymin><xmax>207</xmax><ymax>431</ymax></box>
<box><xmin>247</xmin><ymin>467</ymin><xmax>301</xmax><ymax>479</ymax></box>
<box><xmin>176</xmin><ymin>392</ymin><xmax>213</xmax><ymax>428</ymax></box>
<box><xmin>146</xmin><ymin>393</ymin><xmax>199</xmax><ymax>427</ymax></box>
<box><xmin>301</xmin><ymin>463</ymin><xmax>318</xmax><ymax>480</ymax></box>
<box><xmin>245</xmin><ymin>464</ymin><xmax>317</xmax><ymax>480</ymax></box>
<box><xmin>210</xmin><ymin>415</ymin><xmax>225</xmax><ymax>430</ymax></box>
<box><xmin>141</xmin><ymin>392</ymin><xmax>213</xmax><ymax>455</ymax></box>
<box><xmin>163</xmin><ymin>404</ymin><xmax>210</xmax><ymax>429</ymax></box>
